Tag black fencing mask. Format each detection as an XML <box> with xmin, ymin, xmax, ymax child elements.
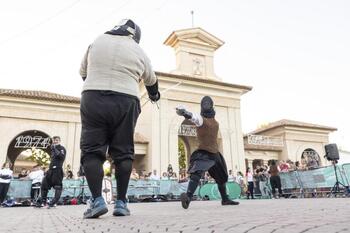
<box><xmin>200</xmin><ymin>96</ymin><xmax>215</xmax><ymax>118</ymax></box>
<box><xmin>106</xmin><ymin>19</ymin><xmax>141</xmax><ymax>43</ymax></box>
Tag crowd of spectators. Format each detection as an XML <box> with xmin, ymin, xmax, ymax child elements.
<box><xmin>2</xmin><ymin>157</ymin><xmax>323</xmax><ymax>205</ymax></box>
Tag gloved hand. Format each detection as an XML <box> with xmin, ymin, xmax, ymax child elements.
<box><xmin>176</xmin><ymin>106</ymin><xmax>193</xmax><ymax>119</ymax></box>
<box><xmin>146</xmin><ymin>80</ymin><xmax>160</xmax><ymax>102</ymax></box>
<box><xmin>176</xmin><ymin>105</ymin><xmax>187</xmax><ymax>116</ymax></box>
<box><xmin>149</xmin><ymin>91</ymin><xmax>160</xmax><ymax>102</ymax></box>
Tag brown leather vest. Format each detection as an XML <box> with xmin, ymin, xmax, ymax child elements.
<box><xmin>197</xmin><ymin>118</ymin><xmax>219</xmax><ymax>153</ymax></box>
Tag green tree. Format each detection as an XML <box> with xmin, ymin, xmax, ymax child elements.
<box><xmin>26</xmin><ymin>148</ymin><xmax>51</xmax><ymax>166</ymax></box>
<box><xmin>178</xmin><ymin>139</ymin><xmax>187</xmax><ymax>170</ymax></box>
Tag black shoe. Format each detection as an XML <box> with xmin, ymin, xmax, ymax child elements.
<box><xmin>221</xmin><ymin>199</ymin><xmax>239</xmax><ymax>205</ymax></box>
<box><xmin>180</xmin><ymin>193</ymin><xmax>191</xmax><ymax>209</ymax></box>
<box><xmin>35</xmin><ymin>198</ymin><xmax>46</xmax><ymax>208</ymax></box>
<box><xmin>48</xmin><ymin>203</ymin><xmax>57</xmax><ymax>209</ymax></box>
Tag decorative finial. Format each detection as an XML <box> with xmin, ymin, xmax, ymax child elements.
<box><xmin>191</xmin><ymin>10</ymin><xmax>194</xmax><ymax>27</ymax></box>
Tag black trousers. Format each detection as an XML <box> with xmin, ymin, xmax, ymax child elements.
<box><xmin>80</xmin><ymin>90</ymin><xmax>140</xmax><ymax>200</ymax></box>
<box><xmin>41</xmin><ymin>168</ymin><xmax>64</xmax><ymax>203</ymax></box>
<box><xmin>247</xmin><ymin>181</ymin><xmax>254</xmax><ymax>199</ymax></box>
<box><xmin>270</xmin><ymin>176</ymin><xmax>282</xmax><ymax>195</ymax></box>
<box><xmin>186</xmin><ymin>150</ymin><xmax>230</xmax><ymax>200</ymax></box>
<box><xmin>188</xmin><ymin>150</ymin><xmax>228</xmax><ymax>184</ymax></box>
<box><xmin>80</xmin><ymin>90</ymin><xmax>140</xmax><ymax>162</ymax></box>
<box><xmin>0</xmin><ymin>183</ymin><xmax>10</xmax><ymax>203</ymax></box>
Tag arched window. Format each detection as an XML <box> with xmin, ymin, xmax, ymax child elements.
<box><xmin>6</xmin><ymin>130</ymin><xmax>51</xmax><ymax>173</ymax></box>
<box><xmin>301</xmin><ymin>148</ymin><xmax>321</xmax><ymax>170</ymax></box>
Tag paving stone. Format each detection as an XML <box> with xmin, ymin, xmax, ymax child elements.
<box><xmin>0</xmin><ymin>198</ymin><xmax>350</xmax><ymax>233</ymax></box>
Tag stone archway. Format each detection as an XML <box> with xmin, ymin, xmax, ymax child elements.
<box><xmin>6</xmin><ymin>130</ymin><xmax>52</xmax><ymax>172</ymax></box>
<box><xmin>178</xmin><ymin>119</ymin><xmax>196</xmax><ymax>173</ymax></box>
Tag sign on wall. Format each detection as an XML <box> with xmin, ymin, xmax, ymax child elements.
<box><xmin>178</xmin><ymin>124</ymin><xmax>197</xmax><ymax>137</ymax></box>
<box><xmin>247</xmin><ymin>134</ymin><xmax>284</xmax><ymax>147</ymax></box>
<box><xmin>14</xmin><ymin>135</ymin><xmax>51</xmax><ymax>149</ymax></box>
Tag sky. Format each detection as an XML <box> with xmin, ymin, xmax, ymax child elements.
<box><xmin>0</xmin><ymin>0</ymin><xmax>349</xmax><ymax>150</ymax></box>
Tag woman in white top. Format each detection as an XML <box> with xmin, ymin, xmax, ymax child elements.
<box><xmin>0</xmin><ymin>162</ymin><xmax>13</xmax><ymax>203</ymax></box>
<box><xmin>246</xmin><ymin>167</ymin><xmax>254</xmax><ymax>199</ymax></box>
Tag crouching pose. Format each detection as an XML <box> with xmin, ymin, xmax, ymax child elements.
<box><xmin>176</xmin><ymin>96</ymin><xmax>239</xmax><ymax>209</ymax></box>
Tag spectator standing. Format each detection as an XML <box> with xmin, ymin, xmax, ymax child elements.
<box><xmin>130</xmin><ymin>168</ymin><xmax>139</xmax><ymax>180</ymax></box>
<box><xmin>161</xmin><ymin>172</ymin><xmax>169</xmax><ymax>180</ymax></box>
<box><xmin>269</xmin><ymin>160</ymin><xmax>283</xmax><ymax>198</ymax></box>
<box><xmin>170</xmin><ymin>172</ymin><xmax>177</xmax><ymax>180</ymax></box>
<box><xmin>258</xmin><ymin>168</ymin><xmax>270</xmax><ymax>198</ymax></box>
<box><xmin>246</xmin><ymin>167</ymin><xmax>254</xmax><ymax>199</ymax></box>
<box><xmin>149</xmin><ymin>170</ymin><xmax>160</xmax><ymax>180</ymax></box>
<box><xmin>287</xmin><ymin>160</ymin><xmax>296</xmax><ymax>171</ymax></box>
<box><xmin>300</xmin><ymin>157</ymin><xmax>308</xmax><ymax>170</ymax></box>
<box><xmin>0</xmin><ymin>162</ymin><xmax>13</xmax><ymax>204</ymax></box>
<box><xmin>228</xmin><ymin>170</ymin><xmax>235</xmax><ymax>182</ymax></box>
<box><xmin>279</xmin><ymin>160</ymin><xmax>290</xmax><ymax>173</ymax></box>
<box><xmin>236</xmin><ymin>171</ymin><xmax>246</xmax><ymax>197</ymax></box>
<box><xmin>167</xmin><ymin>165</ymin><xmax>174</xmax><ymax>178</ymax></box>
<box><xmin>18</xmin><ymin>168</ymin><xmax>27</xmax><ymax>179</ymax></box>
<box><xmin>66</xmin><ymin>170</ymin><xmax>74</xmax><ymax>179</ymax></box>
<box><xmin>178</xmin><ymin>170</ymin><xmax>188</xmax><ymax>183</ymax></box>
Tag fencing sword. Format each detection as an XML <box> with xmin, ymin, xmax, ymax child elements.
<box><xmin>142</xmin><ymin>81</ymin><xmax>182</xmax><ymax>109</ymax></box>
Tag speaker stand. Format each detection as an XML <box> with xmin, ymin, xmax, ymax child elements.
<box><xmin>329</xmin><ymin>162</ymin><xmax>348</xmax><ymax>197</ymax></box>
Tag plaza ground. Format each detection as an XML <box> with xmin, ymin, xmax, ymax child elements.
<box><xmin>0</xmin><ymin>198</ymin><xmax>349</xmax><ymax>233</ymax></box>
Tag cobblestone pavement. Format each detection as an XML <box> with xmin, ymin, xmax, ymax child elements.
<box><xmin>0</xmin><ymin>198</ymin><xmax>350</xmax><ymax>233</ymax></box>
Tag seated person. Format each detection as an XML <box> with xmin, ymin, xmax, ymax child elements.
<box><xmin>27</xmin><ymin>165</ymin><xmax>44</xmax><ymax>202</ymax></box>
<box><xmin>130</xmin><ymin>168</ymin><xmax>139</xmax><ymax>180</ymax></box>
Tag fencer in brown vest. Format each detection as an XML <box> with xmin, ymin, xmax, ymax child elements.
<box><xmin>176</xmin><ymin>96</ymin><xmax>239</xmax><ymax>209</ymax></box>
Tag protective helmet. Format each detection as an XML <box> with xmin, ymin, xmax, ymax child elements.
<box><xmin>112</xmin><ymin>19</ymin><xmax>141</xmax><ymax>43</ymax></box>
<box><xmin>200</xmin><ymin>96</ymin><xmax>215</xmax><ymax>118</ymax></box>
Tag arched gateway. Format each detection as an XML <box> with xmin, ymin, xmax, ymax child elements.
<box><xmin>6</xmin><ymin>130</ymin><xmax>52</xmax><ymax>173</ymax></box>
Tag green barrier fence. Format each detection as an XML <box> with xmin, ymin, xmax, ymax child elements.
<box><xmin>280</xmin><ymin>164</ymin><xmax>349</xmax><ymax>191</ymax></box>
<box><xmin>6</xmin><ymin>163</ymin><xmax>350</xmax><ymax>201</ymax></box>
<box><xmin>341</xmin><ymin>164</ymin><xmax>350</xmax><ymax>186</ymax></box>
<box><xmin>198</xmin><ymin>182</ymin><xmax>241</xmax><ymax>200</ymax></box>
<box><xmin>280</xmin><ymin>171</ymin><xmax>301</xmax><ymax>190</ymax></box>
<box><xmin>7</xmin><ymin>180</ymin><xmax>32</xmax><ymax>199</ymax></box>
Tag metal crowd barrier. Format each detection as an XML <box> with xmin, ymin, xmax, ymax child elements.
<box><xmin>7</xmin><ymin>163</ymin><xmax>350</xmax><ymax>202</ymax></box>
<box><xmin>279</xmin><ymin>163</ymin><xmax>350</xmax><ymax>197</ymax></box>
<box><xmin>6</xmin><ymin>179</ymin><xmax>241</xmax><ymax>202</ymax></box>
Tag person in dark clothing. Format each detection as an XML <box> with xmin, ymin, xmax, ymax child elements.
<box><xmin>79</xmin><ymin>19</ymin><xmax>159</xmax><ymax>218</ymax></box>
<box><xmin>269</xmin><ymin>160</ymin><xmax>283</xmax><ymax>198</ymax></box>
<box><xmin>36</xmin><ymin>136</ymin><xmax>66</xmax><ymax>207</ymax></box>
<box><xmin>176</xmin><ymin>96</ymin><xmax>239</xmax><ymax>209</ymax></box>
